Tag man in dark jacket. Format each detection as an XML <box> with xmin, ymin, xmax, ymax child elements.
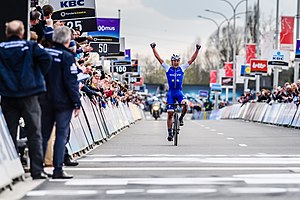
<box><xmin>40</xmin><ymin>26</ymin><xmax>81</xmax><ymax>179</ymax></box>
<box><xmin>0</xmin><ymin>20</ymin><xmax>52</xmax><ymax>179</ymax></box>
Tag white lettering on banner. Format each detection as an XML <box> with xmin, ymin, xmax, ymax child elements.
<box><xmin>98</xmin><ymin>25</ymin><xmax>116</xmax><ymax>32</ymax></box>
<box><xmin>60</xmin><ymin>0</ymin><xmax>85</xmax><ymax>8</ymax></box>
<box><xmin>252</xmin><ymin>63</ymin><xmax>267</xmax><ymax>69</ymax></box>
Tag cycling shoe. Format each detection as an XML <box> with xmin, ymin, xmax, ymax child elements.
<box><xmin>167</xmin><ymin>132</ymin><xmax>173</xmax><ymax>141</ymax></box>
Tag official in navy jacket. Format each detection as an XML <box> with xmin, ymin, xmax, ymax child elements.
<box><xmin>40</xmin><ymin>26</ymin><xmax>81</xmax><ymax>179</ymax></box>
<box><xmin>0</xmin><ymin>20</ymin><xmax>52</xmax><ymax>180</ymax></box>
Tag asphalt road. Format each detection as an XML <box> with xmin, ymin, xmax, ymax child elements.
<box><xmin>20</xmin><ymin>113</ymin><xmax>300</xmax><ymax>200</ymax></box>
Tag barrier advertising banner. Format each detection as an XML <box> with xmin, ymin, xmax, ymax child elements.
<box><xmin>210</xmin><ymin>70</ymin><xmax>217</xmax><ymax>84</ymax></box>
<box><xmin>246</xmin><ymin>44</ymin><xmax>256</xmax><ymax>64</ymax></box>
<box><xmin>280</xmin><ymin>16</ymin><xmax>295</xmax><ymax>51</ymax></box>
<box><xmin>250</xmin><ymin>59</ymin><xmax>268</xmax><ymax>74</ymax></box>
<box><xmin>268</xmin><ymin>50</ymin><xmax>290</xmax><ymax>69</ymax></box>
<box><xmin>50</xmin><ymin>0</ymin><xmax>96</xmax><ymax>20</ymax></box>
<box><xmin>222</xmin><ymin>77</ymin><xmax>233</xmax><ymax>86</ymax></box>
<box><xmin>224</xmin><ymin>62</ymin><xmax>233</xmax><ymax>77</ymax></box>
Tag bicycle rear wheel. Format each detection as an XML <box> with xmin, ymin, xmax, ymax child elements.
<box><xmin>173</xmin><ymin>113</ymin><xmax>178</xmax><ymax>146</ymax></box>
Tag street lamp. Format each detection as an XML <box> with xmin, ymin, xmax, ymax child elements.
<box><xmin>220</xmin><ymin>0</ymin><xmax>246</xmax><ymax>103</ymax></box>
<box><xmin>205</xmin><ymin>9</ymin><xmax>248</xmax><ymax>62</ymax></box>
<box><xmin>197</xmin><ymin>15</ymin><xmax>222</xmax><ymax>109</ymax></box>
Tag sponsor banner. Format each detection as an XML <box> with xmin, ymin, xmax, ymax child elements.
<box><xmin>246</xmin><ymin>44</ymin><xmax>256</xmax><ymax>64</ymax></box>
<box><xmin>222</xmin><ymin>77</ymin><xmax>233</xmax><ymax>86</ymax></box>
<box><xmin>240</xmin><ymin>64</ymin><xmax>254</xmax><ymax>77</ymax></box>
<box><xmin>125</xmin><ymin>49</ymin><xmax>131</xmax><ymax>61</ymax></box>
<box><xmin>199</xmin><ymin>90</ymin><xmax>209</xmax><ymax>98</ymax></box>
<box><xmin>236</xmin><ymin>56</ymin><xmax>245</xmax><ymax>83</ymax></box>
<box><xmin>131</xmin><ymin>59</ymin><xmax>138</xmax><ymax>73</ymax></box>
<box><xmin>50</xmin><ymin>0</ymin><xmax>96</xmax><ymax>20</ymax></box>
<box><xmin>211</xmin><ymin>83</ymin><xmax>222</xmax><ymax>92</ymax></box>
<box><xmin>88</xmin><ymin>18</ymin><xmax>120</xmax><ymax>43</ymax></box>
<box><xmin>90</xmin><ymin>42</ymin><xmax>120</xmax><ymax>57</ymax></box>
<box><xmin>210</xmin><ymin>70</ymin><xmax>217</xmax><ymax>84</ymax></box>
<box><xmin>250</xmin><ymin>59</ymin><xmax>268</xmax><ymax>74</ymax></box>
<box><xmin>268</xmin><ymin>50</ymin><xmax>290</xmax><ymax>69</ymax></box>
<box><xmin>280</xmin><ymin>16</ymin><xmax>295</xmax><ymax>51</ymax></box>
<box><xmin>295</xmin><ymin>39</ymin><xmax>300</xmax><ymax>59</ymax></box>
<box><xmin>112</xmin><ymin>60</ymin><xmax>131</xmax><ymax>74</ymax></box>
<box><xmin>224</xmin><ymin>62</ymin><xmax>233</xmax><ymax>77</ymax></box>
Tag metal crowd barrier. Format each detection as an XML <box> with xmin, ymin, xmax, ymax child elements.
<box><xmin>0</xmin><ymin>107</ymin><xmax>25</xmax><ymax>190</ymax></box>
<box><xmin>218</xmin><ymin>102</ymin><xmax>300</xmax><ymax>128</ymax></box>
<box><xmin>67</xmin><ymin>96</ymin><xmax>143</xmax><ymax>155</ymax></box>
<box><xmin>0</xmin><ymin>95</ymin><xmax>143</xmax><ymax>191</ymax></box>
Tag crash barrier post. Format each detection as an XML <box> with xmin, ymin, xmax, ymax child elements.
<box><xmin>66</xmin><ymin>95</ymin><xmax>143</xmax><ymax>155</ymax></box>
<box><xmin>0</xmin><ymin>107</ymin><xmax>25</xmax><ymax>191</ymax></box>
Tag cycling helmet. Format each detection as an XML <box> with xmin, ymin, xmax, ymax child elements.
<box><xmin>171</xmin><ymin>54</ymin><xmax>181</xmax><ymax>61</ymax></box>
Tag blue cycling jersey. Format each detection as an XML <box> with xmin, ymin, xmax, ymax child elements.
<box><xmin>162</xmin><ymin>62</ymin><xmax>189</xmax><ymax>110</ymax></box>
<box><xmin>162</xmin><ymin>62</ymin><xmax>189</xmax><ymax>91</ymax></box>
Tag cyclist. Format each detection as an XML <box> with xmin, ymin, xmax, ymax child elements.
<box><xmin>150</xmin><ymin>42</ymin><xmax>201</xmax><ymax>141</ymax></box>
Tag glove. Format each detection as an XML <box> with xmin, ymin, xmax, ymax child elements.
<box><xmin>196</xmin><ymin>44</ymin><xmax>201</xmax><ymax>50</ymax></box>
<box><xmin>150</xmin><ymin>42</ymin><xmax>156</xmax><ymax>48</ymax></box>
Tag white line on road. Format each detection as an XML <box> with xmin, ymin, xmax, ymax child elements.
<box><xmin>239</xmin><ymin>144</ymin><xmax>248</xmax><ymax>147</ymax></box>
<box><xmin>64</xmin><ymin>167</ymin><xmax>300</xmax><ymax>171</ymax></box>
<box><xmin>227</xmin><ymin>137</ymin><xmax>235</xmax><ymax>140</ymax></box>
<box><xmin>77</xmin><ymin>157</ymin><xmax>300</xmax><ymax>164</ymax></box>
<box><xmin>146</xmin><ymin>188</ymin><xmax>217</xmax><ymax>194</ymax></box>
<box><xmin>228</xmin><ymin>187</ymin><xmax>297</xmax><ymax>194</ymax></box>
<box><xmin>210</xmin><ymin>129</ymin><xmax>216</xmax><ymax>131</ymax></box>
<box><xmin>217</xmin><ymin>132</ymin><xmax>224</xmax><ymax>135</ymax></box>
<box><xmin>26</xmin><ymin>190</ymin><xmax>98</xmax><ymax>196</ymax></box>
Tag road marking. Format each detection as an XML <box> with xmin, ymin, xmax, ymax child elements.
<box><xmin>210</xmin><ymin>129</ymin><xmax>216</xmax><ymax>131</ymax></box>
<box><xmin>239</xmin><ymin>144</ymin><xmax>248</xmax><ymax>147</ymax></box>
<box><xmin>77</xmin><ymin>157</ymin><xmax>300</xmax><ymax>164</ymax></box>
<box><xmin>146</xmin><ymin>188</ymin><xmax>217</xmax><ymax>194</ymax></box>
<box><xmin>228</xmin><ymin>187</ymin><xmax>294</xmax><ymax>194</ymax></box>
<box><xmin>63</xmin><ymin>178</ymin><xmax>241</xmax><ymax>186</ymax></box>
<box><xmin>82</xmin><ymin>154</ymin><xmax>300</xmax><ymax>158</ymax></box>
<box><xmin>106</xmin><ymin>189</ymin><xmax>145</xmax><ymax>194</ymax></box>
<box><xmin>227</xmin><ymin>137</ymin><xmax>234</xmax><ymax>140</ymax></box>
<box><xmin>205</xmin><ymin>127</ymin><xmax>210</xmax><ymax>129</ymax></box>
<box><xmin>64</xmin><ymin>167</ymin><xmax>300</xmax><ymax>171</ymax></box>
<box><xmin>26</xmin><ymin>190</ymin><xmax>98</xmax><ymax>196</ymax></box>
<box><xmin>217</xmin><ymin>132</ymin><xmax>224</xmax><ymax>135</ymax></box>
<box><xmin>61</xmin><ymin>176</ymin><xmax>300</xmax><ymax>186</ymax></box>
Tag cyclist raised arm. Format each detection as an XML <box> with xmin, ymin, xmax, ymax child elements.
<box><xmin>188</xmin><ymin>44</ymin><xmax>201</xmax><ymax>65</ymax></box>
<box><xmin>150</xmin><ymin>42</ymin><xmax>201</xmax><ymax>142</ymax></box>
<box><xmin>150</xmin><ymin>42</ymin><xmax>164</xmax><ymax>64</ymax></box>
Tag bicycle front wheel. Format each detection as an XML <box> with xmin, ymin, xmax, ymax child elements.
<box><xmin>173</xmin><ymin>113</ymin><xmax>178</xmax><ymax>146</ymax></box>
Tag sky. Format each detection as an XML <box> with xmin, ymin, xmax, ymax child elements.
<box><xmin>96</xmin><ymin>0</ymin><xmax>297</xmax><ymax>59</ymax></box>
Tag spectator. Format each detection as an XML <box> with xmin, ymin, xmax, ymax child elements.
<box><xmin>0</xmin><ymin>20</ymin><xmax>52</xmax><ymax>179</ymax></box>
<box><xmin>40</xmin><ymin>26</ymin><xmax>81</xmax><ymax>179</ymax></box>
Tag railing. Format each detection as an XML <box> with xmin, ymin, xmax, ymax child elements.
<box><xmin>0</xmin><ymin>95</ymin><xmax>143</xmax><ymax>191</ymax></box>
<box><xmin>192</xmin><ymin>102</ymin><xmax>300</xmax><ymax>128</ymax></box>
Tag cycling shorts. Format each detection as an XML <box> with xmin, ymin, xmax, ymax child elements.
<box><xmin>167</xmin><ymin>90</ymin><xmax>187</xmax><ymax>111</ymax></box>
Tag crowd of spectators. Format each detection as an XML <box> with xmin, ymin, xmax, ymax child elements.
<box><xmin>238</xmin><ymin>80</ymin><xmax>300</xmax><ymax>106</ymax></box>
<box><xmin>0</xmin><ymin>4</ymin><xmax>144</xmax><ymax>180</ymax></box>
<box><xmin>28</xmin><ymin>5</ymin><xmax>144</xmax><ymax>109</ymax></box>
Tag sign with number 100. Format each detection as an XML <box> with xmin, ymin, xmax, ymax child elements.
<box><xmin>115</xmin><ymin>65</ymin><xmax>127</xmax><ymax>74</ymax></box>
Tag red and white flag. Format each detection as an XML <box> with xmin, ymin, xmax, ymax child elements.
<box><xmin>280</xmin><ymin>16</ymin><xmax>295</xmax><ymax>51</ymax></box>
<box><xmin>246</xmin><ymin>44</ymin><xmax>256</xmax><ymax>64</ymax></box>
<box><xmin>210</xmin><ymin>70</ymin><xmax>217</xmax><ymax>84</ymax></box>
<box><xmin>224</xmin><ymin>62</ymin><xmax>233</xmax><ymax>77</ymax></box>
